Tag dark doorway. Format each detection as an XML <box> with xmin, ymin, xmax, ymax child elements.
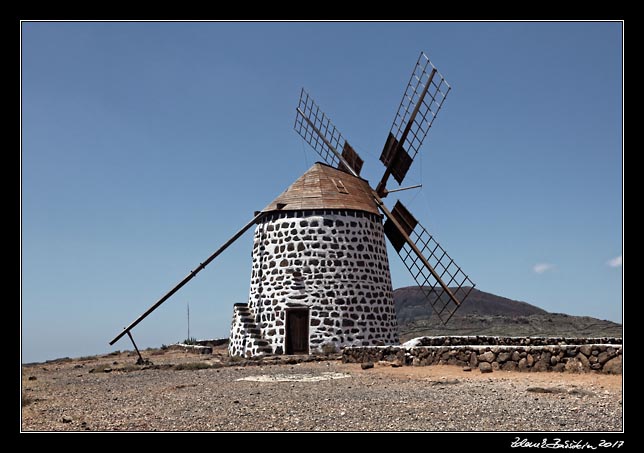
<box><xmin>285</xmin><ymin>308</ymin><xmax>309</xmax><ymax>354</ymax></box>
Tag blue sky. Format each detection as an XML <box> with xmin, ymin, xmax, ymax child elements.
<box><xmin>21</xmin><ymin>22</ymin><xmax>623</xmax><ymax>363</ymax></box>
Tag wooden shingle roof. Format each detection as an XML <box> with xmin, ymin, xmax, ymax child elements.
<box><xmin>262</xmin><ymin>162</ymin><xmax>380</xmax><ymax>216</ymax></box>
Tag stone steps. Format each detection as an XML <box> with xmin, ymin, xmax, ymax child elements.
<box><xmin>231</xmin><ymin>303</ymin><xmax>273</xmax><ymax>356</ymax></box>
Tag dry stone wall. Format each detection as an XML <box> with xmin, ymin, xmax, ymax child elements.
<box><xmin>342</xmin><ymin>336</ymin><xmax>623</xmax><ymax>374</ymax></box>
<box><xmin>229</xmin><ymin>209</ymin><xmax>399</xmax><ymax>357</ymax></box>
<box><xmin>403</xmin><ymin>336</ymin><xmax>622</xmax><ymax>347</ymax></box>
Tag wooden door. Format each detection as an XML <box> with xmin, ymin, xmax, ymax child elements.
<box><xmin>285</xmin><ymin>308</ymin><xmax>309</xmax><ymax>354</ymax></box>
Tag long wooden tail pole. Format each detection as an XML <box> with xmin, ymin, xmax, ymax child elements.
<box><xmin>109</xmin><ymin>211</ymin><xmax>266</xmax><ymax>346</ymax></box>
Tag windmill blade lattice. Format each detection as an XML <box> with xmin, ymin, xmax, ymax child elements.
<box><xmin>294</xmin><ymin>89</ymin><xmax>363</xmax><ymax>176</ymax></box>
<box><xmin>383</xmin><ymin>201</ymin><xmax>474</xmax><ymax>323</ymax></box>
<box><xmin>380</xmin><ymin>52</ymin><xmax>451</xmax><ymax>184</ymax></box>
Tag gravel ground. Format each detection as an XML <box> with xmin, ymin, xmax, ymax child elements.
<box><xmin>21</xmin><ymin>349</ymin><xmax>623</xmax><ymax>432</ymax></box>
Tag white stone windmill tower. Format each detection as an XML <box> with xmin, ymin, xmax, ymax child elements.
<box><xmin>228</xmin><ymin>162</ymin><xmax>398</xmax><ymax>357</ymax></box>
<box><xmin>109</xmin><ymin>52</ymin><xmax>475</xmax><ymax>361</ymax></box>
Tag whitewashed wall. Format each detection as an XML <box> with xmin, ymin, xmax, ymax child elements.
<box><xmin>229</xmin><ymin>209</ymin><xmax>399</xmax><ymax>357</ymax></box>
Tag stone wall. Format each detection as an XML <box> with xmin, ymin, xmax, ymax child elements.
<box><xmin>403</xmin><ymin>336</ymin><xmax>623</xmax><ymax>347</ymax></box>
<box><xmin>342</xmin><ymin>336</ymin><xmax>623</xmax><ymax>374</ymax></box>
<box><xmin>229</xmin><ymin>209</ymin><xmax>399</xmax><ymax>357</ymax></box>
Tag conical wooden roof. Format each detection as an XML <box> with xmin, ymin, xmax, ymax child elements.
<box><xmin>262</xmin><ymin>162</ymin><xmax>380</xmax><ymax>215</ymax></box>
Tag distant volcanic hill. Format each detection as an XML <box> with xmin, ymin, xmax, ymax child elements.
<box><xmin>394</xmin><ymin>286</ymin><xmax>622</xmax><ymax>341</ymax></box>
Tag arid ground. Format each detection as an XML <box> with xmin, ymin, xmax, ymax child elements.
<box><xmin>21</xmin><ymin>345</ymin><xmax>622</xmax><ymax>432</ymax></box>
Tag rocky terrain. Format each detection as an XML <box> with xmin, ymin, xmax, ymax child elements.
<box><xmin>21</xmin><ymin>345</ymin><xmax>622</xmax><ymax>432</ymax></box>
<box><xmin>395</xmin><ymin>287</ymin><xmax>622</xmax><ymax>340</ymax></box>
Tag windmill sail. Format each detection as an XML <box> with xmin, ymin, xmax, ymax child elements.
<box><xmin>377</xmin><ymin>52</ymin><xmax>451</xmax><ymax>194</ymax></box>
<box><xmin>294</xmin><ymin>89</ymin><xmax>363</xmax><ymax>177</ymax></box>
<box><xmin>382</xmin><ymin>200</ymin><xmax>474</xmax><ymax>323</ymax></box>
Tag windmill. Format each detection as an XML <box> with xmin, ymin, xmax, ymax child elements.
<box><xmin>109</xmin><ymin>51</ymin><xmax>474</xmax><ymax>360</ymax></box>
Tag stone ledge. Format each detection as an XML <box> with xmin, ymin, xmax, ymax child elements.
<box><xmin>196</xmin><ymin>338</ymin><xmax>229</xmax><ymax>347</ymax></box>
<box><xmin>342</xmin><ymin>336</ymin><xmax>623</xmax><ymax>374</ymax></box>
<box><xmin>402</xmin><ymin>335</ymin><xmax>622</xmax><ymax>347</ymax></box>
<box><xmin>167</xmin><ymin>344</ymin><xmax>213</xmax><ymax>355</ymax></box>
